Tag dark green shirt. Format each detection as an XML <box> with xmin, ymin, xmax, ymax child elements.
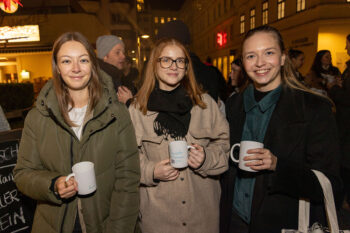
<box><xmin>233</xmin><ymin>84</ymin><xmax>282</xmax><ymax>223</ymax></box>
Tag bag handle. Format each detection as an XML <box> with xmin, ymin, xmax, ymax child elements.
<box><xmin>298</xmin><ymin>170</ymin><xmax>340</xmax><ymax>233</ymax></box>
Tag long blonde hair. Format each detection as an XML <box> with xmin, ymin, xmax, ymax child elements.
<box><xmin>134</xmin><ymin>38</ymin><xmax>206</xmax><ymax>114</ymax></box>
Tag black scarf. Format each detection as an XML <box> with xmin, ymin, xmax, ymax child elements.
<box><xmin>147</xmin><ymin>84</ymin><xmax>193</xmax><ymax>140</ymax></box>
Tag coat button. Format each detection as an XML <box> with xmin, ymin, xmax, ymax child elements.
<box><xmin>182</xmin><ymin>222</ymin><xmax>186</xmax><ymax>226</ymax></box>
<box><xmin>182</xmin><ymin>201</ymin><xmax>186</xmax><ymax>204</ymax></box>
<box><xmin>41</xmin><ymin>100</ymin><xmax>44</xmax><ymax>106</ymax></box>
<box><xmin>180</xmin><ymin>177</ymin><xmax>184</xmax><ymax>181</ymax></box>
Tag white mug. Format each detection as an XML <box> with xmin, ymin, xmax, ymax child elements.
<box><xmin>230</xmin><ymin>140</ymin><xmax>264</xmax><ymax>172</ymax></box>
<box><xmin>65</xmin><ymin>161</ymin><xmax>97</xmax><ymax>195</ymax></box>
<box><xmin>169</xmin><ymin>140</ymin><xmax>195</xmax><ymax>168</ymax></box>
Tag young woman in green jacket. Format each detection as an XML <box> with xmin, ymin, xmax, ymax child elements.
<box><xmin>14</xmin><ymin>32</ymin><xmax>140</xmax><ymax>233</ymax></box>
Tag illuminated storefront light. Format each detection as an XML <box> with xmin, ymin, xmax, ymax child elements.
<box><xmin>217</xmin><ymin>32</ymin><xmax>227</xmax><ymax>47</ymax></box>
<box><xmin>0</xmin><ymin>25</ymin><xmax>40</xmax><ymax>43</ymax></box>
<box><xmin>20</xmin><ymin>69</ymin><xmax>30</xmax><ymax>80</ymax></box>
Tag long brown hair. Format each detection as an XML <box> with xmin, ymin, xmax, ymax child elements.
<box><xmin>241</xmin><ymin>26</ymin><xmax>332</xmax><ymax>101</ymax></box>
<box><xmin>52</xmin><ymin>32</ymin><xmax>102</xmax><ymax>126</ymax></box>
<box><xmin>134</xmin><ymin>38</ymin><xmax>206</xmax><ymax>114</ymax></box>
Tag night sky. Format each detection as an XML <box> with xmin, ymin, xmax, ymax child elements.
<box><xmin>148</xmin><ymin>0</ymin><xmax>186</xmax><ymax>11</ymax></box>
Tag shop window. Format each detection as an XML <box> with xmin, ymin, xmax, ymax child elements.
<box><xmin>223</xmin><ymin>56</ymin><xmax>228</xmax><ymax>80</ymax></box>
<box><xmin>218</xmin><ymin>57</ymin><xmax>223</xmax><ymax>73</ymax></box>
<box><xmin>154</xmin><ymin>17</ymin><xmax>158</xmax><ymax>23</ymax></box>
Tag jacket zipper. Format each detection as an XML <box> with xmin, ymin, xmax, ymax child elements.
<box><xmin>60</xmin><ymin>136</ymin><xmax>74</xmax><ymax>233</ymax></box>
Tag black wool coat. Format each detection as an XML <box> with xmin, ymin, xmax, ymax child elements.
<box><xmin>220</xmin><ymin>85</ymin><xmax>342</xmax><ymax>233</ymax></box>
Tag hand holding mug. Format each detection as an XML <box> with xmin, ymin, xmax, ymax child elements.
<box><xmin>244</xmin><ymin>148</ymin><xmax>277</xmax><ymax>171</ymax></box>
<box><xmin>154</xmin><ymin>159</ymin><xmax>179</xmax><ymax>181</ymax></box>
<box><xmin>188</xmin><ymin>144</ymin><xmax>205</xmax><ymax>169</ymax></box>
<box><xmin>54</xmin><ymin>176</ymin><xmax>78</xmax><ymax>199</ymax></box>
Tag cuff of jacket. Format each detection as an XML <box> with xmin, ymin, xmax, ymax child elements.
<box><xmin>142</xmin><ymin>161</ymin><xmax>159</xmax><ymax>186</ymax></box>
<box><xmin>49</xmin><ymin>175</ymin><xmax>62</xmax><ymax>201</ymax></box>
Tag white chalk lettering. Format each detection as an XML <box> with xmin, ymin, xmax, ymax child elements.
<box><xmin>0</xmin><ymin>206</ymin><xmax>26</xmax><ymax>231</ymax></box>
<box><xmin>0</xmin><ymin>144</ymin><xmax>18</xmax><ymax>163</ymax></box>
<box><xmin>0</xmin><ymin>189</ymin><xmax>20</xmax><ymax>209</ymax></box>
<box><xmin>0</xmin><ymin>173</ymin><xmax>14</xmax><ymax>185</ymax></box>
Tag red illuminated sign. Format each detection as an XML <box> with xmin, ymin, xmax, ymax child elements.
<box><xmin>216</xmin><ymin>32</ymin><xmax>227</xmax><ymax>47</ymax></box>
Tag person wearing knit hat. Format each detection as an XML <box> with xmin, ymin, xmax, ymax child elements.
<box><xmin>96</xmin><ymin>35</ymin><xmax>136</xmax><ymax>107</ymax></box>
<box><xmin>96</xmin><ymin>35</ymin><xmax>125</xmax><ymax>70</ymax></box>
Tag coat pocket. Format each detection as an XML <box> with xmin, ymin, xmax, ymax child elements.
<box><xmin>140</xmin><ymin>135</ymin><xmax>168</xmax><ymax>161</ymax></box>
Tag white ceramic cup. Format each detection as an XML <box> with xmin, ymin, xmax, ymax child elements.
<box><xmin>230</xmin><ymin>140</ymin><xmax>264</xmax><ymax>172</ymax></box>
<box><xmin>65</xmin><ymin>161</ymin><xmax>97</xmax><ymax>195</ymax></box>
<box><xmin>169</xmin><ymin>141</ymin><xmax>195</xmax><ymax>168</ymax></box>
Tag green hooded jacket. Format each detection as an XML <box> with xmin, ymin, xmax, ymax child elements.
<box><xmin>13</xmin><ymin>73</ymin><xmax>140</xmax><ymax>233</ymax></box>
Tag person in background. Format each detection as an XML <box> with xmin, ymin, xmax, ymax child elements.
<box><xmin>328</xmin><ymin>33</ymin><xmax>350</xmax><ymax>213</ymax></box>
<box><xmin>227</xmin><ymin>58</ymin><xmax>246</xmax><ymax>97</ymax></box>
<box><xmin>96</xmin><ymin>35</ymin><xmax>134</xmax><ymax>106</ymax></box>
<box><xmin>0</xmin><ymin>105</ymin><xmax>10</xmax><ymax>132</ymax></box>
<box><xmin>122</xmin><ymin>55</ymin><xmax>138</xmax><ymax>95</ymax></box>
<box><xmin>129</xmin><ymin>38</ymin><xmax>230</xmax><ymax>233</ymax></box>
<box><xmin>288</xmin><ymin>49</ymin><xmax>305</xmax><ymax>83</ymax></box>
<box><xmin>306</xmin><ymin>49</ymin><xmax>341</xmax><ymax>95</ymax></box>
<box><xmin>157</xmin><ymin>20</ymin><xmax>228</xmax><ymax>103</ymax></box>
<box><xmin>220</xmin><ymin>25</ymin><xmax>342</xmax><ymax>233</ymax></box>
<box><xmin>14</xmin><ymin>32</ymin><xmax>140</xmax><ymax>233</ymax></box>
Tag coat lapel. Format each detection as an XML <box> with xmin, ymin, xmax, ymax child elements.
<box><xmin>252</xmin><ymin>86</ymin><xmax>307</xmax><ymax>219</ymax></box>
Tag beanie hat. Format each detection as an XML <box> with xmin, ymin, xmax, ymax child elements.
<box><xmin>96</xmin><ymin>35</ymin><xmax>124</xmax><ymax>59</ymax></box>
<box><xmin>157</xmin><ymin>20</ymin><xmax>191</xmax><ymax>45</ymax></box>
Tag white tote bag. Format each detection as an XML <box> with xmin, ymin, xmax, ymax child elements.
<box><xmin>282</xmin><ymin>170</ymin><xmax>350</xmax><ymax>233</ymax></box>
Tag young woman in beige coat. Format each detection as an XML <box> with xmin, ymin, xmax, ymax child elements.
<box><xmin>129</xmin><ymin>38</ymin><xmax>230</xmax><ymax>233</ymax></box>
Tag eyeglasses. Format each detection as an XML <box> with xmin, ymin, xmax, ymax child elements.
<box><xmin>157</xmin><ymin>57</ymin><xmax>188</xmax><ymax>69</ymax></box>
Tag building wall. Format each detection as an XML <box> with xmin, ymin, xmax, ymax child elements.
<box><xmin>0</xmin><ymin>13</ymin><xmax>109</xmax><ymax>83</ymax></box>
<box><xmin>180</xmin><ymin>0</ymin><xmax>350</xmax><ymax>78</ymax></box>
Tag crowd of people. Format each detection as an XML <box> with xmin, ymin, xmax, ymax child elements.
<box><xmin>8</xmin><ymin>19</ymin><xmax>349</xmax><ymax>233</ymax></box>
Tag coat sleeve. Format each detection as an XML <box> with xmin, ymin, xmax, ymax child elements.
<box><xmin>270</xmin><ymin>99</ymin><xmax>342</xmax><ymax>202</ymax></box>
<box><xmin>329</xmin><ymin>79</ymin><xmax>350</xmax><ymax>107</ymax></box>
<box><xmin>13</xmin><ymin>109</ymin><xmax>63</xmax><ymax>204</ymax></box>
<box><xmin>105</xmin><ymin>105</ymin><xmax>140</xmax><ymax>233</ymax></box>
<box><xmin>128</xmin><ymin>106</ymin><xmax>158</xmax><ymax>187</ymax></box>
<box><xmin>194</xmin><ymin>95</ymin><xmax>230</xmax><ymax>177</ymax></box>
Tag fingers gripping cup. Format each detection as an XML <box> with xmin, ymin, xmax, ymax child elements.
<box><xmin>230</xmin><ymin>141</ymin><xmax>264</xmax><ymax>172</ymax></box>
<box><xmin>169</xmin><ymin>141</ymin><xmax>195</xmax><ymax>168</ymax></box>
<box><xmin>65</xmin><ymin>161</ymin><xmax>97</xmax><ymax>195</ymax></box>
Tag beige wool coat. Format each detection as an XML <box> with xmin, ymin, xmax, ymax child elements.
<box><xmin>129</xmin><ymin>94</ymin><xmax>230</xmax><ymax>233</ymax></box>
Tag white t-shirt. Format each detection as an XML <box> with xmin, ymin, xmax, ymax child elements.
<box><xmin>68</xmin><ymin>105</ymin><xmax>88</xmax><ymax>140</ymax></box>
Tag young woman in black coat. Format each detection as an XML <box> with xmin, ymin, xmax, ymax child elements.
<box><xmin>220</xmin><ymin>25</ymin><xmax>342</xmax><ymax>233</ymax></box>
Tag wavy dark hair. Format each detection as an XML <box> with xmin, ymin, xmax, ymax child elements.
<box><xmin>52</xmin><ymin>32</ymin><xmax>102</xmax><ymax>126</ymax></box>
<box><xmin>310</xmin><ymin>50</ymin><xmax>339</xmax><ymax>78</ymax></box>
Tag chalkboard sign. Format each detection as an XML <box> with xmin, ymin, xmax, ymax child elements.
<box><xmin>0</xmin><ymin>129</ymin><xmax>35</xmax><ymax>233</ymax></box>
